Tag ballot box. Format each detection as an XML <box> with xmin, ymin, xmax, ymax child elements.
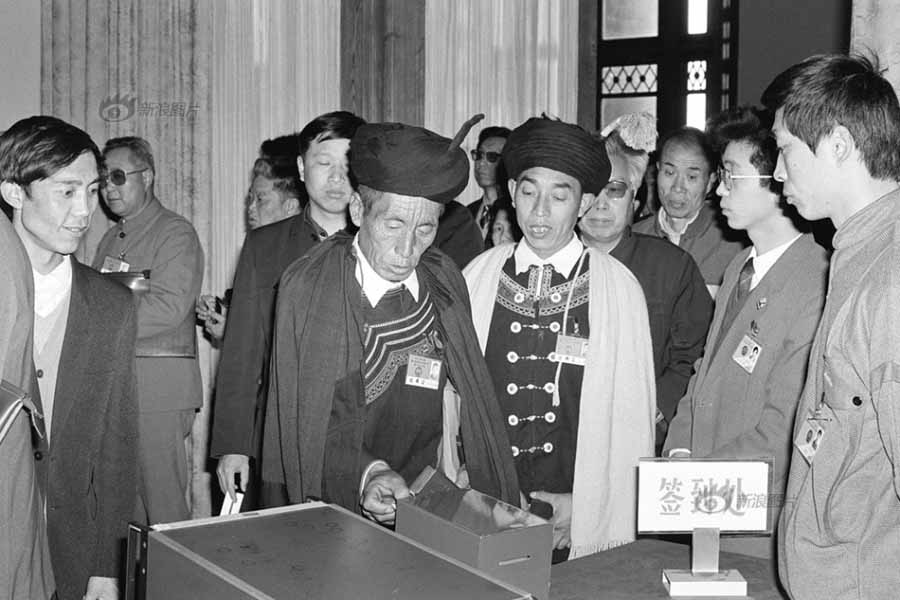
<box><xmin>125</xmin><ymin>502</ymin><xmax>530</xmax><ymax>600</ymax></box>
<box><xmin>396</xmin><ymin>468</ymin><xmax>553</xmax><ymax>600</ymax></box>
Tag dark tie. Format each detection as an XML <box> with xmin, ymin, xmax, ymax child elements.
<box><xmin>711</xmin><ymin>257</ymin><xmax>755</xmax><ymax>359</ymax></box>
<box><xmin>479</xmin><ymin>203</ymin><xmax>490</xmax><ymax>230</ymax></box>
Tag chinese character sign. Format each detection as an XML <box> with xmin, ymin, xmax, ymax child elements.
<box><xmin>637</xmin><ymin>460</ymin><xmax>770</xmax><ymax>533</ymax></box>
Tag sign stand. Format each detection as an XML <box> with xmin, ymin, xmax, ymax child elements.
<box><xmin>691</xmin><ymin>527</ymin><xmax>721</xmax><ymax>574</ymax></box>
<box><xmin>637</xmin><ymin>459</ymin><xmax>772</xmax><ymax>598</ymax></box>
<box><xmin>661</xmin><ymin>527</ymin><xmax>747</xmax><ymax>596</ymax></box>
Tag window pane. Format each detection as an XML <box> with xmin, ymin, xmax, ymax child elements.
<box><xmin>601</xmin><ymin>96</ymin><xmax>657</xmax><ymax>128</ymax></box>
<box><xmin>687</xmin><ymin>0</ymin><xmax>708</xmax><ymax>34</ymax></box>
<box><xmin>687</xmin><ymin>60</ymin><xmax>707</xmax><ymax>91</ymax></box>
<box><xmin>602</xmin><ymin>64</ymin><xmax>658</xmax><ymax>95</ymax></box>
<box><xmin>602</xmin><ymin>0</ymin><xmax>658</xmax><ymax>40</ymax></box>
<box><xmin>686</xmin><ymin>93</ymin><xmax>706</xmax><ymax>128</ymax></box>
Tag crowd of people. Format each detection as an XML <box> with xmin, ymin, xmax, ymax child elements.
<box><xmin>2</xmin><ymin>52</ymin><xmax>899</xmax><ymax>600</ymax></box>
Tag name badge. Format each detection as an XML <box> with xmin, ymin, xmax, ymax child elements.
<box><xmin>732</xmin><ymin>334</ymin><xmax>761</xmax><ymax>374</ymax></box>
<box><xmin>794</xmin><ymin>413</ymin><xmax>826</xmax><ymax>464</ymax></box>
<box><xmin>554</xmin><ymin>334</ymin><xmax>588</xmax><ymax>366</ymax></box>
<box><xmin>405</xmin><ymin>354</ymin><xmax>442</xmax><ymax>390</ymax></box>
<box><xmin>100</xmin><ymin>256</ymin><xmax>130</xmax><ymax>273</ymax></box>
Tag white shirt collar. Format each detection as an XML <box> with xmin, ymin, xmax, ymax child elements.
<box><xmin>657</xmin><ymin>207</ymin><xmax>701</xmax><ymax>245</ymax></box>
<box><xmin>513</xmin><ymin>234</ymin><xmax>585</xmax><ymax>277</ymax></box>
<box><xmin>353</xmin><ymin>234</ymin><xmax>420</xmax><ymax>308</ymax></box>
<box><xmin>33</xmin><ymin>256</ymin><xmax>73</xmax><ymax>318</ymax></box>
<box><xmin>746</xmin><ymin>233</ymin><xmax>802</xmax><ymax>290</ymax></box>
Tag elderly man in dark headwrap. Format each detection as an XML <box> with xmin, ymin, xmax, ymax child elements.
<box><xmin>463</xmin><ymin>117</ymin><xmax>655</xmax><ymax>560</ymax></box>
<box><xmin>263</xmin><ymin>122</ymin><xmax>519</xmax><ymax>524</ymax></box>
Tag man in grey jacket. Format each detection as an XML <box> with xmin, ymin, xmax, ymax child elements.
<box><xmin>764</xmin><ymin>53</ymin><xmax>900</xmax><ymax>600</ymax></box>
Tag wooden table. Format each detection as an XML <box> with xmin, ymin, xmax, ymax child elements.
<box><xmin>551</xmin><ymin>539</ymin><xmax>788</xmax><ymax>599</ymax></box>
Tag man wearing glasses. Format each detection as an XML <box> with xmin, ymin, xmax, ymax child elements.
<box><xmin>467</xmin><ymin>126</ymin><xmax>510</xmax><ymax>242</ymax></box>
<box><xmin>94</xmin><ymin>136</ymin><xmax>204</xmax><ymax>525</ymax></box>
<box><xmin>579</xmin><ymin>113</ymin><xmax>712</xmax><ymax>454</ymax></box>
<box><xmin>664</xmin><ymin>106</ymin><xmax>828</xmax><ymax>560</ymax></box>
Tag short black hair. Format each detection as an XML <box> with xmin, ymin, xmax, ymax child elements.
<box><xmin>260</xmin><ymin>133</ymin><xmax>301</xmax><ymax>162</ymax></box>
<box><xmin>707</xmin><ymin>106</ymin><xmax>781</xmax><ymax>193</ymax></box>
<box><xmin>0</xmin><ymin>116</ymin><xmax>103</xmax><ymax>188</ymax></box>
<box><xmin>477</xmin><ymin>126</ymin><xmax>511</xmax><ymax>148</ymax></box>
<box><xmin>251</xmin><ymin>157</ymin><xmax>303</xmax><ymax>200</ymax></box>
<box><xmin>104</xmin><ymin>136</ymin><xmax>156</xmax><ymax>175</ymax></box>
<box><xmin>761</xmin><ymin>53</ymin><xmax>900</xmax><ymax>180</ymax></box>
<box><xmin>658</xmin><ymin>126</ymin><xmax>716</xmax><ymax>173</ymax></box>
<box><xmin>298</xmin><ymin>111</ymin><xmax>366</xmax><ymax>158</ymax></box>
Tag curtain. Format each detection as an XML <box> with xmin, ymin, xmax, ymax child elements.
<box><xmin>424</xmin><ymin>0</ymin><xmax>580</xmax><ymax>206</ymax></box>
<box><xmin>208</xmin><ymin>0</ymin><xmax>340</xmax><ymax>307</ymax></box>
<box><xmin>42</xmin><ymin>0</ymin><xmax>214</xmax><ymax>516</ymax></box>
<box><xmin>851</xmin><ymin>0</ymin><xmax>900</xmax><ymax>92</ymax></box>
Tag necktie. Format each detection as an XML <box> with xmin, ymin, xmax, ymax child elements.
<box><xmin>711</xmin><ymin>257</ymin><xmax>755</xmax><ymax>359</ymax></box>
<box><xmin>479</xmin><ymin>203</ymin><xmax>490</xmax><ymax>230</ymax></box>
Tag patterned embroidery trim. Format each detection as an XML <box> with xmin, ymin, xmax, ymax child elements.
<box><xmin>496</xmin><ymin>268</ymin><xmax>590</xmax><ymax>317</ymax></box>
<box><xmin>364</xmin><ymin>293</ymin><xmax>435</xmax><ymax>369</ymax></box>
<box><xmin>365</xmin><ymin>337</ymin><xmax>434</xmax><ymax>405</ymax></box>
<box><xmin>362</xmin><ymin>291</ymin><xmax>439</xmax><ymax>405</ymax></box>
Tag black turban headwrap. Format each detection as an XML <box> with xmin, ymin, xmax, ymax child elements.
<box><xmin>502</xmin><ymin>117</ymin><xmax>611</xmax><ymax>195</ymax></box>
<box><xmin>350</xmin><ymin>122</ymin><xmax>470</xmax><ymax>204</ymax></box>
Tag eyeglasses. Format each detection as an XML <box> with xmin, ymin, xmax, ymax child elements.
<box><xmin>602</xmin><ymin>179</ymin><xmax>631</xmax><ymax>199</ymax></box>
<box><xmin>105</xmin><ymin>167</ymin><xmax>148</xmax><ymax>186</ymax></box>
<box><xmin>717</xmin><ymin>166</ymin><xmax>772</xmax><ymax>190</ymax></box>
<box><xmin>470</xmin><ymin>149</ymin><xmax>502</xmax><ymax>163</ymax></box>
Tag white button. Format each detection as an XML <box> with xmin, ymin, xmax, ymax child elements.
<box><xmin>514</xmin><ymin>292</ymin><xmax>526</xmax><ymax>303</ymax></box>
<box><xmin>507</xmin><ymin>351</ymin><xmax>519</xmax><ymax>363</ymax></box>
<box><xmin>543</xmin><ymin>382</ymin><xmax>556</xmax><ymax>394</ymax></box>
<box><xmin>550</xmin><ymin>292</ymin><xmax>562</xmax><ymax>303</ymax></box>
<box><xmin>510</xmin><ymin>321</ymin><xmax>522</xmax><ymax>333</ymax></box>
<box><xmin>511</xmin><ymin>445</ymin><xmax>520</xmax><ymax>457</ymax></box>
<box><xmin>508</xmin><ymin>414</ymin><xmax>519</xmax><ymax>426</ymax></box>
<box><xmin>506</xmin><ymin>383</ymin><xmax>519</xmax><ymax>395</ymax></box>
<box><xmin>545</xmin><ymin>411</ymin><xmax>556</xmax><ymax>423</ymax></box>
<box><xmin>547</xmin><ymin>352</ymin><xmax>558</xmax><ymax>362</ymax></box>
<box><xmin>543</xmin><ymin>442</ymin><xmax>554</xmax><ymax>453</ymax></box>
<box><xmin>549</xmin><ymin>321</ymin><xmax>561</xmax><ymax>333</ymax></box>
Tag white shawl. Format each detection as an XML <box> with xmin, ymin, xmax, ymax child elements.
<box><xmin>462</xmin><ymin>242</ymin><xmax>655</xmax><ymax>558</ymax></box>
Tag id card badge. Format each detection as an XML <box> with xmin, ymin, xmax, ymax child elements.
<box><xmin>100</xmin><ymin>256</ymin><xmax>130</xmax><ymax>273</ymax></box>
<box><xmin>794</xmin><ymin>413</ymin><xmax>826</xmax><ymax>464</ymax></box>
<box><xmin>405</xmin><ymin>354</ymin><xmax>442</xmax><ymax>390</ymax></box>
<box><xmin>732</xmin><ymin>334</ymin><xmax>762</xmax><ymax>374</ymax></box>
<box><xmin>554</xmin><ymin>334</ymin><xmax>589</xmax><ymax>366</ymax></box>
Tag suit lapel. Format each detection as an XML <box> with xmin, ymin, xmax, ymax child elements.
<box><xmin>50</xmin><ymin>261</ymin><xmax>92</xmax><ymax>442</ymax></box>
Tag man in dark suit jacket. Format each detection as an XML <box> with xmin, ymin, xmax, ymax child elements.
<box><xmin>665</xmin><ymin>107</ymin><xmax>828</xmax><ymax>559</ymax></box>
<box><xmin>1</xmin><ymin>117</ymin><xmax>139</xmax><ymax>600</ymax></box>
<box><xmin>0</xmin><ymin>212</ymin><xmax>54</xmax><ymax>600</ymax></box>
<box><xmin>211</xmin><ymin>111</ymin><xmax>365</xmax><ymax>507</ymax></box>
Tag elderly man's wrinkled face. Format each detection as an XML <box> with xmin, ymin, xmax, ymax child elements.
<box><xmin>299</xmin><ymin>136</ymin><xmax>353</xmax><ymax>217</ymax></box>
<box><xmin>351</xmin><ymin>191</ymin><xmax>442</xmax><ymax>282</ymax></box>
<box><xmin>103</xmin><ymin>147</ymin><xmax>152</xmax><ymax>220</ymax></box>
<box><xmin>579</xmin><ymin>153</ymin><xmax>636</xmax><ymax>250</ymax></box>
<box><xmin>510</xmin><ymin>166</ymin><xmax>591</xmax><ymax>259</ymax></box>
<box><xmin>656</xmin><ymin>140</ymin><xmax>714</xmax><ymax>220</ymax></box>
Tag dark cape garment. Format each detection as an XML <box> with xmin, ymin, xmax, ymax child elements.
<box><xmin>263</xmin><ymin>232</ymin><xmax>520</xmax><ymax>510</ymax></box>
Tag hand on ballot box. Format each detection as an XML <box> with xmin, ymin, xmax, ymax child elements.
<box><xmin>530</xmin><ymin>491</ymin><xmax>572</xmax><ymax>549</ymax></box>
<box><xmin>361</xmin><ymin>466</ymin><xmax>410</xmax><ymax>526</ymax></box>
